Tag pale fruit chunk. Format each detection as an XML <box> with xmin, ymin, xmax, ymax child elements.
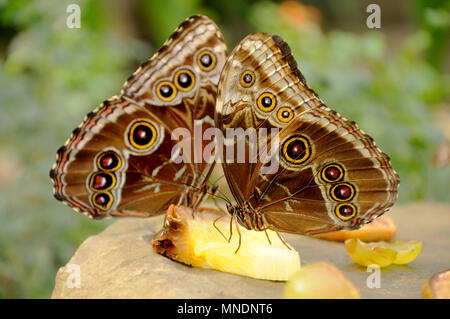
<box><xmin>152</xmin><ymin>205</ymin><xmax>300</xmax><ymax>281</ymax></box>
<box><xmin>315</xmin><ymin>217</ymin><xmax>396</xmax><ymax>242</ymax></box>
<box><xmin>284</xmin><ymin>262</ymin><xmax>360</xmax><ymax>299</ymax></box>
<box><xmin>345</xmin><ymin>238</ymin><xmax>422</xmax><ymax>267</ymax></box>
<box><xmin>422</xmin><ymin>269</ymin><xmax>450</xmax><ymax>299</ymax></box>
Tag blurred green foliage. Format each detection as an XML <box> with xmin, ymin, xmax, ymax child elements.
<box><xmin>0</xmin><ymin>0</ymin><xmax>448</xmax><ymax>298</ymax></box>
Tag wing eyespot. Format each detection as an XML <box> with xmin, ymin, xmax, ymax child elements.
<box><xmin>197</xmin><ymin>50</ymin><xmax>216</xmax><ymax>71</ymax></box>
<box><xmin>281</xmin><ymin>135</ymin><xmax>311</xmax><ymax>165</ymax></box>
<box><xmin>89</xmin><ymin>172</ymin><xmax>116</xmax><ymax>191</ymax></box>
<box><xmin>128</xmin><ymin>121</ymin><xmax>157</xmax><ymax>150</ymax></box>
<box><xmin>97</xmin><ymin>151</ymin><xmax>122</xmax><ymax>172</ymax></box>
<box><xmin>256</xmin><ymin>92</ymin><xmax>277</xmax><ymax>112</ymax></box>
<box><xmin>156</xmin><ymin>81</ymin><xmax>177</xmax><ymax>101</ymax></box>
<box><xmin>240</xmin><ymin>70</ymin><xmax>255</xmax><ymax>88</ymax></box>
<box><xmin>321</xmin><ymin>163</ymin><xmax>344</xmax><ymax>183</ymax></box>
<box><xmin>335</xmin><ymin>203</ymin><xmax>357</xmax><ymax>221</ymax></box>
<box><xmin>330</xmin><ymin>182</ymin><xmax>355</xmax><ymax>202</ymax></box>
<box><xmin>174</xmin><ymin>69</ymin><xmax>196</xmax><ymax>91</ymax></box>
<box><xmin>277</xmin><ymin>107</ymin><xmax>294</xmax><ymax>123</ymax></box>
<box><xmin>91</xmin><ymin>192</ymin><xmax>114</xmax><ymax>210</ymax></box>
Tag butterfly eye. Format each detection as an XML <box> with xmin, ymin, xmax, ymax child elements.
<box><xmin>174</xmin><ymin>69</ymin><xmax>196</xmax><ymax>91</ymax></box>
<box><xmin>92</xmin><ymin>192</ymin><xmax>114</xmax><ymax>210</ymax></box>
<box><xmin>281</xmin><ymin>135</ymin><xmax>311</xmax><ymax>165</ymax></box>
<box><xmin>240</xmin><ymin>70</ymin><xmax>255</xmax><ymax>88</ymax></box>
<box><xmin>321</xmin><ymin>163</ymin><xmax>344</xmax><ymax>183</ymax></box>
<box><xmin>156</xmin><ymin>81</ymin><xmax>177</xmax><ymax>101</ymax></box>
<box><xmin>197</xmin><ymin>50</ymin><xmax>216</xmax><ymax>71</ymax></box>
<box><xmin>277</xmin><ymin>107</ymin><xmax>294</xmax><ymax>123</ymax></box>
<box><xmin>97</xmin><ymin>151</ymin><xmax>121</xmax><ymax>171</ymax></box>
<box><xmin>335</xmin><ymin>203</ymin><xmax>357</xmax><ymax>221</ymax></box>
<box><xmin>256</xmin><ymin>92</ymin><xmax>277</xmax><ymax>112</ymax></box>
<box><xmin>330</xmin><ymin>182</ymin><xmax>355</xmax><ymax>202</ymax></box>
<box><xmin>128</xmin><ymin>121</ymin><xmax>157</xmax><ymax>150</ymax></box>
<box><xmin>89</xmin><ymin>172</ymin><xmax>116</xmax><ymax>191</ymax></box>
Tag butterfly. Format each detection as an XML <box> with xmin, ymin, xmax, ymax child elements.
<box><xmin>50</xmin><ymin>15</ymin><xmax>227</xmax><ymax>219</ymax></box>
<box><xmin>215</xmin><ymin>33</ymin><xmax>400</xmax><ymax>237</ymax></box>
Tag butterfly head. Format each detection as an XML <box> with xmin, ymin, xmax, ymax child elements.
<box><xmin>226</xmin><ymin>202</ymin><xmax>266</xmax><ymax>231</ymax></box>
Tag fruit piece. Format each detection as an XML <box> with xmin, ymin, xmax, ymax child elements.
<box><xmin>314</xmin><ymin>217</ymin><xmax>396</xmax><ymax>242</ymax></box>
<box><xmin>345</xmin><ymin>238</ymin><xmax>397</xmax><ymax>267</ymax></box>
<box><xmin>284</xmin><ymin>262</ymin><xmax>360</xmax><ymax>299</ymax></box>
<box><xmin>422</xmin><ymin>269</ymin><xmax>450</xmax><ymax>299</ymax></box>
<box><xmin>152</xmin><ymin>205</ymin><xmax>300</xmax><ymax>281</ymax></box>
<box><xmin>377</xmin><ymin>240</ymin><xmax>422</xmax><ymax>264</ymax></box>
<box><xmin>345</xmin><ymin>238</ymin><xmax>422</xmax><ymax>267</ymax></box>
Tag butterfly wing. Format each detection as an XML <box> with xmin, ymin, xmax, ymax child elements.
<box><xmin>122</xmin><ymin>14</ymin><xmax>227</xmax><ymax>194</ymax></box>
<box><xmin>216</xmin><ymin>33</ymin><xmax>399</xmax><ymax>234</ymax></box>
<box><xmin>215</xmin><ymin>32</ymin><xmax>322</xmax><ymax>206</ymax></box>
<box><xmin>254</xmin><ymin>105</ymin><xmax>399</xmax><ymax>234</ymax></box>
<box><xmin>51</xmin><ymin>15</ymin><xmax>227</xmax><ymax>218</ymax></box>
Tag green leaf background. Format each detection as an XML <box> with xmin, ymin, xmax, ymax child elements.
<box><xmin>0</xmin><ymin>0</ymin><xmax>448</xmax><ymax>297</ymax></box>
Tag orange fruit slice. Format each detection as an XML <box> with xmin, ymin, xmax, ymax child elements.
<box><xmin>315</xmin><ymin>217</ymin><xmax>396</xmax><ymax>242</ymax></box>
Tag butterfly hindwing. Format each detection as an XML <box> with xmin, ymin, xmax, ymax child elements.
<box><xmin>50</xmin><ymin>97</ymin><xmax>195</xmax><ymax>218</ymax></box>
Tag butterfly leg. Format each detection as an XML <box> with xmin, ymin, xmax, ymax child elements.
<box><xmin>233</xmin><ymin>214</ymin><xmax>243</xmax><ymax>254</ymax></box>
<box><xmin>264</xmin><ymin>229</ymin><xmax>272</xmax><ymax>245</ymax></box>
<box><xmin>212</xmin><ymin>214</ymin><xmax>229</xmax><ymax>242</ymax></box>
<box><xmin>274</xmin><ymin>230</ymin><xmax>292</xmax><ymax>251</ymax></box>
<box><xmin>227</xmin><ymin>213</ymin><xmax>233</xmax><ymax>243</ymax></box>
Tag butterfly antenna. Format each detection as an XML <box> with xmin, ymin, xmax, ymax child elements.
<box><xmin>210</xmin><ymin>174</ymin><xmax>226</xmax><ymax>186</ymax></box>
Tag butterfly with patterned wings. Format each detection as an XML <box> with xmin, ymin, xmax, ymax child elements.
<box><xmin>50</xmin><ymin>15</ymin><xmax>227</xmax><ymax>219</ymax></box>
<box><xmin>215</xmin><ymin>33</ymin><xmax>399</xmax><ymax>238</ymax></box>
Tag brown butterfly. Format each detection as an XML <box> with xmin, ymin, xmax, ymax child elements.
<box><xmin>215</xmin><ymin>33</ymin><xmax>400</xmax><ymax>237</ymax></box>
<box><xmin>50</xmin><ymin>15</ymin><xmax>227</xmax><ymax>218</ymax></box>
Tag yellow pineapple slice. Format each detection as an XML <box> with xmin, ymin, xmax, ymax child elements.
<box><xmin>152</xmin><ymin>205</ymin><xmax>301</xmax><ymax>281</ymax></box>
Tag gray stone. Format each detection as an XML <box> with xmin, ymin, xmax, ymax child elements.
<box><xmin>52</xmin><ymin>203</ymin><xmax>450</xmax><ymax>298</ymax></box>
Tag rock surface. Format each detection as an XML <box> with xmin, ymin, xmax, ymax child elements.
<box><xmin>52</xmin><ymin>202</ymin><xmax>450</xmax><ymax>298</ymax></box>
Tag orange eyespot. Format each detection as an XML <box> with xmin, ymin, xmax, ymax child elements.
<box><xmin>174</xmin><ymin>69</ymin><xmax>195</xmax><ymax>91</ymax></box>
<box><xmin>330</xmin><ymin>183</ymin><xmax>355</xmax><ymax>202</ymax></box>
<box><xmin>240</xmin><ymin>70</ymin><xmax>255</xmax><ymax>88</ymax></box>
<box><xmin>256</xmin><ymin>92</ymin><xmax>277</xmax><ymax>112</ymax></box>
<box><xmin>89</xmin><ymin>172</ymin><xmax>116</xmax><ymax>191</ymax></box>
<box><xmin>282</xmin><ymin>135</ymin><xmax>311</xmax><ymax>165</ymax></box>
<box><xmin>321</xmin><ymin>163</ymin><xmax>344</xmax><ymax>183</ymax></box>
<box><xmin>92</xmin><ymin>192</ymin><xmax>114</xmax><ymax>210</ymax></box>
<box><xmin>156</xmin><ymin>81</ymin><xmax>177</xmax><ymax>102</ymax></box>
<box><xmin>277</xmin><ymin>107</ymin><xmax>294</xmax><ymax>123</ymax></box>
<box><xmin>335</xmin><ymin>203</ymin><xmax>357</xmax><ymax>221</ymax></box>
<box><xmin>128</xmin><ymin>121</ymin><xmax>157</xmax><ymax>150</ymax></box>
<box><xmin>197</xmin><ymin>50</ymin><xmax>216</xmax><ymax>71</ymax></box>
<box><xmin>97</xmin><ymin>151</ymin><xmax>121</xmax><ymax>172</ymax></box>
